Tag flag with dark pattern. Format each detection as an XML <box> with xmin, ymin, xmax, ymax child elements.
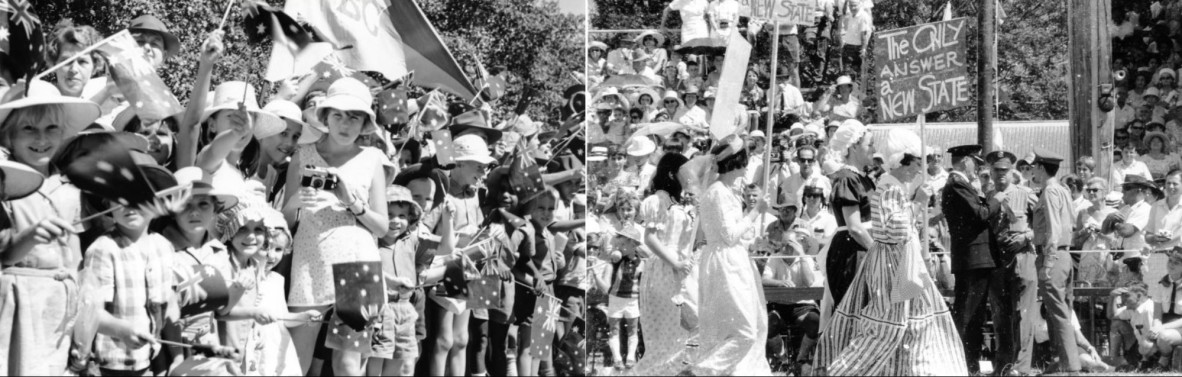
<box><xmin>430</xmin><ymin>129</ymin><xmax>455</xmax><ymax>166</ymax></box>
<box><xmin>375</xmin><ymin>72</ymin><xmax>413</xmax><ymax>126</ymax></box>
<box><xmin>509</xmin><ymin>148</ymin><xmax>546</xmax><ymax>203</ymax></box>
<box><xmin>1</xmin><ymin>0</ymin><xmax>45</xmax><ymax>81</ymax></box>
<box><xmin>60</xmin><ymin>132</ymin><xmax>162</xmax><ymax>209</ymax></box>
<box><xmin>95</xmin><ymin>30</ymin><xmax>183</xmax><ymax>124</ymax></box>
<box><xmin>305</xmin><ymin>54</ymin><xmax>382</xmax><ymax>92</ymax></box>
<box><xmin>332</xmin><ymin>261</ymin><xmax>385</xmax><ymax>331</ymax></box>
<box><xmin>242</xmin><ymin>0</ymin><xmax>335</xmax><ymax>82</ymax></box>
<box><xmin>176</xmin><ymin>264</ymin><xmax>231</xmax><ymax>317</ymax></box>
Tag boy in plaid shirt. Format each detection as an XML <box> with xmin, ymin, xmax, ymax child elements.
<box><xmin>80</xmin><ymin>203</ymin><xmax>173</xmax><ymax>375</ymax></box>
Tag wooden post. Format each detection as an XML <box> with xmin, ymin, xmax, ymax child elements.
<box><xmin>978</xmin><ymin>0</ymin><xmax>995</xmax><ymax>153</ymax></box>
<box><xmin>919</xmin><ymin>113</ymin><xmax>929</xmax><ymax>260</ymax></box>
<box><xmin>1068</xmin><ymin>0</ymin><xmax>1111</xmax><ymax>173</ymax></box>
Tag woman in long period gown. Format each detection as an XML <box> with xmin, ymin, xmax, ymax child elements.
<box><xmin>688</xmin><ymin>135</ymin><xmax>773</xmax><ymax>376</ymax></box>
<box><xmin>814</xmin><ymin>129</ymin><xmax>966</xmax><ymax>376</ymax></box>
<box><xmin>626</xmin><ymin>153</ymin><xmax>698</xmax><ymax>376</ymax></box>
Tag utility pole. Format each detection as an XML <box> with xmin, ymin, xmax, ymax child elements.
<box><xmin>1067</xmin><ymin>0</ymin><xmax>1112</xmax><ymax>177</ymax></box>
<box><xmin>978</xmin><ymin>0</ymin><xmax>995</xmax><ymax>152</ymax></box>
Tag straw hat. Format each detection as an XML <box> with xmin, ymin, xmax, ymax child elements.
<box><xmin>0</xmin><ymin>160</ymin><xmax>44</xmax><ymax>200</ymax></box>
<box><xmin>625</xmin><ymin>135</ymin><xmax>656</xmax><ymax>157</ymax></box>
<box><xmin>589</xmin><ymin>41</ymin><xmax>609</xmax><ymax>51</ymax></box>
<box><xmin>661</xmin><ymin>90</ymin><xmax>684</xmax><ymax>108</ymax></box>
<box><xmin>173</xmin><ymin>167</ymin><xmax>239</xmax><ymax>209</ymax></box>
<box><xmin>710</xmin><ymin>133</ymin><xmax>745</xmax><ymax>160</ymax></box>
<box><xmin>198</xmin><ymin>81</ymin><xmax>281</xmax><ymax>129</ymax></box>
<box><xmin>315</xmin><ymin>77</ymin><xmax>378</xmax><ymax>134</ymax></box>
<box><xmin>259</xmin><ymin>100</ymin><xmax>307</xmax><ymax>140</ymax></box>
<box><xmin>0</xmin><ymin>80</ymin><xmax>101</xmax><ymax>136</ymax></box>
<box><xmin>835</xmin><ymin>75</ymin><xmax>854</xmax><ymax>87</ymax></box>
<box><xmin>634</xmin><ymin>30</ymin><xmax>666</xmax><ymax>46</ymax></box>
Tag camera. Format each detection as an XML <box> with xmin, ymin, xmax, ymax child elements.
<box><xmin>301</xmin><ymin>165</ymin><xmax>339</xmax><ymax>191</ymax></box>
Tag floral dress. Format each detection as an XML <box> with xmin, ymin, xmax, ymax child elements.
<box><xmin>814</xmin><ymin>174</ymin><xmax>967</xmax><ymax>376</ymax></box>
<box><xmin>626</xmin><ymin>191</ymin><xmax>699</xmax><ymax>376</ymax></box>
<box><xmin>288</xmin><ymin>145</ymin><xmax>385</xmax><ymax>307</ymax></box>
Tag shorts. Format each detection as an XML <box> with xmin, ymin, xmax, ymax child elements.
<box><xmin>371</xmin><ymin>301</ymin><xmax>419</xmax><ymax>360</ymax></box>
<box><xmin>513</xmin><ymin>282</ymin><xmax>540</xmax><ymax>327</ymax></box>
<box><xmin>606</xmin><ymin>295</ymin><xmax>640</xmax><ymax>319</ymax></box>
<box><xmin>325</xmin><ymin>307</ymin><xmax>380</xmax><ymax>357</ymax></box>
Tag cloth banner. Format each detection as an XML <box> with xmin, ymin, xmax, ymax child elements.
<box><xmin>708</xmin><ymin>31</ymin><xmax>752</xmax><ymax>140</ymax></box>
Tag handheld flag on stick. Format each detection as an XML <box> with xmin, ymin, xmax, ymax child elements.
<box><xmin>1</xmin><ymin>0</ymin><xmax>45</xmax><ymax>84</ymax></box>
<box><xmin>376</xmin><ymin>71</ymin><xmax>414</xmax><ymax>126</ymax></box>
<box><xmin>177</xmin><ymin>265</ymin><xmax>232</xmax><ymax>317</ymax></box>
<box><xmin>59</xmin><ymin>132</ymin><xmax>187</xmax><ymax>217</ymax></box>
<box><xmin>508</xmin><ymin>148</ymin><xmax>547</xmax><ymax>204</ymax></box>
<box><xmin>242</xmin><ymin>0</ymin><xmax>335</xmax><ymax>82</ymax></box>
<box><xmin>93</xmin><ymin>30</ymin><xmax>184</xmax><ymax>125</ymax></box>
<box><xmin>529</xmin><ymin>295</ymin><xmax>563</xmax><ymax>359</ymax></box>
<box><xmin>332</xmin><ymin>261</ymin><xmax>385</xmax><ymax>332</ymax></box>
<box><xmin>430</xmin><ymin>129</ymin><xmax>456</xmax><ymax>167</ymax></box>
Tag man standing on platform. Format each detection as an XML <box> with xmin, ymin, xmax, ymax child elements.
<box><xmin>1030</xmin><ymin>148</ymin><xmax>1081</xmax><ymax>374</ymax></box>
<box><xmin>984</xmin><ymin>150</ymin><xmax>1037</xmax><ymax>375</ymax></box>
<box><xmin>941</xmin><ymin>144</ymin><xmax>1003</xmax><ymax>375</ymax></box>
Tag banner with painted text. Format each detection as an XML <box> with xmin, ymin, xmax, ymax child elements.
<box><xmin>747</xmin><ymin>0</ymin><xmax>817</xmax><ymax>25</ymax></box>
<box><xmin>873</xmin><ymin>17</ymin><xmax>971</xmax><ymax>121</ymax></box>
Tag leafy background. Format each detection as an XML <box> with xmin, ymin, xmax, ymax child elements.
<box><xmin>591</xmin><ymin>0</ymin><xmax>1071</xmax><ymax>123</ymax></box>
<box><xmin>31</xmin><ymin>0</ymin><xmax>584</xmax><ymax>123</ymax></box>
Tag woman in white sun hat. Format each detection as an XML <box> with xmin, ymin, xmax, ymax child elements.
<box><xmin>193</xmin><ymin>81</ymin><xmax>282</xmax><ymax>209</ymax></box>
<box><xmin>0</xmin><ymin>79</ymin><xmax>101</xmax><ymax>376</ymax></box>
<box><xmin>635</xmin><ymin>30</ymin><xmax>669</xmax><ymax>74</ymax></box>
<box><xmin>282</xmin><ymin>77</ymin><xmax>390</xmax><ymax>377</ymax></box>
<box><xmin>813</xmin><ymin>75</ymin><xmax>862</xmax><ymax>123</ymax></box>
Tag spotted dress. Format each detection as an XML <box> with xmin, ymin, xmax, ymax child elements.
<box><xmin>814</xmin><ymin>174</ymin><xmax>967</xmax><ymax>376</ymax></box>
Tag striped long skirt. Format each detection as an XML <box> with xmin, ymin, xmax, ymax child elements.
<box><xmin>813</xmin><ymin>241</ymin><xmax>967</xmax><ymax>376</ymax></box>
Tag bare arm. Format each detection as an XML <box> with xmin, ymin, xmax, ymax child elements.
<box><xmin>177</xmin><ymin>31</ymin><xmax>225</xmax><ymax>169</ymax></box>
<box><xmin>842</xmin><ymin>205</ymin><xmax>873</xmax><ymax>249</ymax></box>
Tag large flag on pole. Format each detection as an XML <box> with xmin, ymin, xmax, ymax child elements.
<box><xmin>243</xmin><ymin>0</ymin><xmax>335</xmax><ymax>82</ymax></box>
<box><xmin>281</xmin><ymin>0</ymin><xmax>478</xmax><ymax>100</ymax></box>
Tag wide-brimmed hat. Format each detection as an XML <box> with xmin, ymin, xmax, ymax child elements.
<box><xmin>630</xmin><ymin>87</ymin><xmax>660</xmax><ymax>106</ymax></box>
<box><xmin>1122</xmin><ymin>175</ymin><xmax>1157</xmax><ymax>192</ymax></box>
<box><xmin>661</xmin><ymin>90</ymin><xmax>684</xmax><ymax>108</ymax></box>
<box><xmin>589</xmin><ymin>41</ymin><xmax>609</xmax><ymax>51</ymax></box>
<box><xmin>625</xmin><ymin>135</ymin><xmax>656</xmax><ymax>156</ymax></box>
<box><xmin>0</xmin><ymin>160</ymin><xmax>44</xmax><ymax>200</ymax></box>
<box><xmin>128</xmin><ymin>15</ymin><xmax>181</xmax><ymax>59</ymax></box>
<box><xmin>453</xmin><ymin>133</ymin><xmax>496</xmax><ymax>165</ymax></box>
<box><xmin>616</xmin><ymin>226</ymin><xmax>644</xmax><ymax>244</ymax></box>
<box><xmin>393</xmin><ymin>163</ymin><xmax>449</xmax><ymax>208</ymax></box>
<box><xmin>173</xmin><ymin>167</ymin><xmax>239</xmax><ymax>209</ymax></box>
<box><xmin>316</xmin><ymin>77</ymin><xmax>378</xmax><ymax>134</ymax></box>
<box><xmin>109</xmin><ymin>107</ymin><xmax>181</xmax><ymax>133</ymax></box>
<box><xmin>634</xmin><ymin>30</ymin><xmax>666</xmax><ymax>46</ymax></box>
<box><xmin>0</xmin><ymin>80</ymin><xmax>101</xmax><ymax>136</ymax></box>
<box><xmin>449</xmin><ymin>110</ymin><xmax>502</xmax><ymax>144</ymax></box>
<box><xmin>385</xmin><ymin>184</ymin><xmax>423</xmax><ymax>222</ymax></box>
<box><xmin>711</xmin><ymin>133</ymin><xmax>745</xmax><ymax>160</ymax></box>
<box><xmin>1143</xmin><ymin>131</ymin><xmax>1172</xmax><ymax>152</ymax></box>
<box><xmin>198</xmin><ymin>81</ymin><xmax>281</xmax><ymax>129</ymax></box>
<box><xmin>259</xmin><ymin>100</ymin><xmax>307</xmax><ymax>140</ymax></box>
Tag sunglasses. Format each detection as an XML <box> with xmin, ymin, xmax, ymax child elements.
<box><xmin>664</xmin><ymin>100</ymin><xmax>678</xmax><ymax>104</ymax></box>
<box><xmin>804</xmin><ymin>194</ymin><xmax>823</xmax><ymax>199</ymax></box>
<box><xmin>796</xmin><ymin>158</ymin><xmax>815</xmax><ymax>164</ymax></box>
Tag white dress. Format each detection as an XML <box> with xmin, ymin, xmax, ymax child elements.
<box><xmin>691</xmin><ymin>181</ymin><xmax>772</xmax><ymax>376</ymax></box>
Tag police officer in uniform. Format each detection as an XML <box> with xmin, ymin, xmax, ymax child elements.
<box><xmin>941</xmin><ymin>144</ymin><xmax>1004</xmax><ymax>375</ymax></box>
<box><xmin>984</xmin><ymin>150</ymin><xmax>1037</xmax><ymax>375</ymax></box>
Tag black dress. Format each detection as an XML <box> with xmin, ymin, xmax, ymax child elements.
<box><xmin>826</xmin><ymin>167</ymin><xmax>875</xmax><ymax>311</ymax></box>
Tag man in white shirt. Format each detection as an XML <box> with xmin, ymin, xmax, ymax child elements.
<box><xmin>1108</xmin><ymin>283</ymin><xmax>1159</xmax><ymax>367</ymax></box>
<box><xmin>779</xmin><ymin>146</ymin><xmax>831</xmax><ymax>208</ymax></box>
<box><xmin>1112</xmin><ymin>177</ymin><xmax>1155</xmax><ymax>253</ymax></box>
<box><xmin>840</xmin><ymin>0</ymin><xmax>874</xmax><ymax>79</ymax></box>
<box><xmin>1113</xmin><ymin>148</ymin><xmax>1154</xmax><ymax>185</ymax></box>
<box><xmin>1147</xmin><ymin>171</ymin><xmax>1182</xmax><ymax>250</ymax></box>
<box><xmin>1147</xmin><ymin>252</ymin><xmax>1182</xmax><ymax>367</ymax></box>
<box><xmin>1117</xmin><ymin>86</ymin><xmax>1137</xmax><ymax>128</ymax></box>
<box><xmin>771</xmin><ymin>66</ymin><xmax>810</xmax><ymax>116</ymax></box>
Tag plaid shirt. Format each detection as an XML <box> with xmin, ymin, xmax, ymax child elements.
<box><xmin>81</xmin><ymin>234</ymin><xmax>172</xmax><ymax>370</ymax></box>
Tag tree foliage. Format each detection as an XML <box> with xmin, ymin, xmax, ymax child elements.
<box><xmin>591</xmin><ymin>0</ymin><xmax>1071</xmax><ymax>123</ymax></box>
<box><xmin>31</xmin><ymin>0</ymin><xmax>582</xmax><ymax>123</ymax></box>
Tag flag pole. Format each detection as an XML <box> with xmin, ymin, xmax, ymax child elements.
<box><xmin>919</xmin><ymin>113</ymin><xmax>930</xmax><ymax>260</ymax></box>
<box><xmin>217</xmin><ymin>0</ymin><xmax>236</xmax><ymax>31</ymax></box>
<box><xmin>760</xmin><ymin>19</ymin><xmax>780</xmax><ymax>229</ymax></box>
